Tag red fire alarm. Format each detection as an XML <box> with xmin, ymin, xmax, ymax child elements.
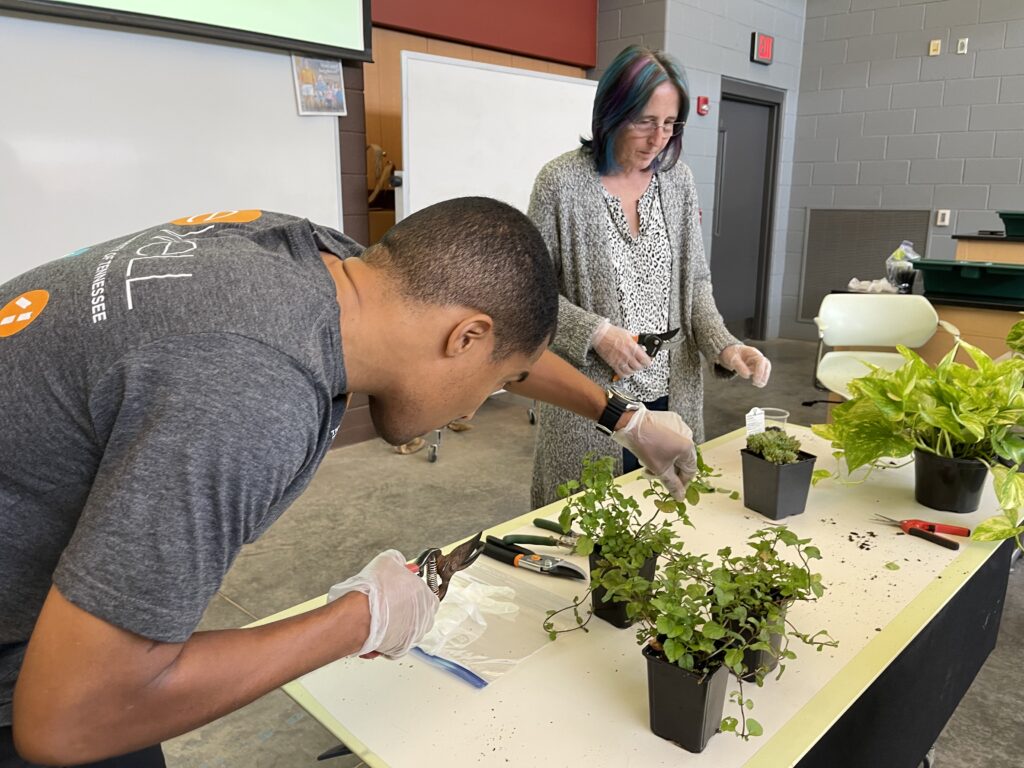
<box><xmin>751</xmin><ymin>32</ymin><xmax>774</xmax><ymax>65</ymax></box>
<box><xmin>696</xmin><ymin>96</ymin><xmax>710</xmax><ymax>116</ymax></box>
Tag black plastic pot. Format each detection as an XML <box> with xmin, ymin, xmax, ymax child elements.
<box><xmin>740</xmin><ymin>611</ymin><xmax>785</xmax><ymax>683</ymax></box>
<box><xmin>643</xmin><ymin>645</ymin><xmax>729</xmax><ymax>753</ymax></box>
<box><xmin>721</xmin><ymin>600</ymin><xmax>786</xmax><ymax>682</ymax></box>
<box><xmin>913</xmin><ymin>448</ymin><xmax>987</xmax><ymax>514</ymax></box>
<box><xmin>740</xmin><ymin>449</ymin><xmax>817</xmax><ymax>520</ymax></box>
<box><xmin>589</xmin><ymin>545</ymin><xmax>656</xmax><ymax>628</ymax></box>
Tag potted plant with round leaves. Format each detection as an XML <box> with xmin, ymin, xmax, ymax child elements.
<box><xmin>812</xmin><ymin>321</ymin><xmax>1024</xmax><ymax>515</ymax></box>
<box><xmin>545</xmin><ymin>451</ymin><xmax>733</xmax><ymax>630</ymax></box>
<box><xmin>628</xmin><ymin>526</ymin><xmax>836</xmax><ymax>753</ymax></box>
<box><xmin>741</xmin><ymin>427</ymin><xmax>817</xmax><ymax>520</ymax></box>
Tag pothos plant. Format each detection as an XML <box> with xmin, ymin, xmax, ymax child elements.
<box><xmin>811</xmin><ymin>319</ymin><xmax>1024</xmax><ymax>533</ymax></box>
<box><xmin>543</xmin><ymin>451</ymin><xmax>735</xmax><ymax>637</ymax></box>
<box><xmin>629</xmin><ymin>525</ymin><xmax>836</xmax><ymax>740</ymax></box>
<box><xmin>974</xmin><ymin>317</ymin><xmax>1024</xmax><ymax>550</ymax></box>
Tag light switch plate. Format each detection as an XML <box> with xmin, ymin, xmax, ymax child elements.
<box><xmin>929</xmin><ymin>39</ymin><xmax>942</xmax><ymax>56</ymax></box>
<box><xmin>957</xmin><ymin>37</ymin><xmax>968</xmax><ymax>54</ymax></box>
<box><xmin>936</xmin><ymin>209</ymin><xmax>951</xmax><ymax>227</ymax></box>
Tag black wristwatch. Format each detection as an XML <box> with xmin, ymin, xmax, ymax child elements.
<box><xmin>596</xmin><ymin>388</ymin><xmax>641</xmax><ymax>436</ymax></box>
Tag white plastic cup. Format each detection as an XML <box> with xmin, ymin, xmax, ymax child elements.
<box><xmin>760</xmin><ymin>408</ymin><xmax>790</xmax><ymax>431</ymax></box>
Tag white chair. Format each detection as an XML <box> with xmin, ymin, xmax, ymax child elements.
<box><xmin>812</xmin><ymin>294</ymin><xmax>939</xmax><ymax>400</ymax></box>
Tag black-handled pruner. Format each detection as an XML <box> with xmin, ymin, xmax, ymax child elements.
<box><xmin>635</xmin><ymin>327</ymin><xmax>683</xmax><ymax>357</ymax></box>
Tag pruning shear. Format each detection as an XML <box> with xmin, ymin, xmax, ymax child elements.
<box><xmin>407</xmin><ymin>530</ymin><xmax>485</xmax><ymax>600</ymax></box>
<box><xmin>872</xmin><ymin>515</ymin><xmax>971</xmax><ymax>551</ymax></box>
<box><xmin>482</xmin><ymin>535</ymin><xmax>587</xmax><ymax>580</ymax></box>
<box><xmin>612</xmin><ymin>328</ymin><xmax>683</xmax><ymax>382</ymax></box>
<box><xmin>501</xmin><ymin>518</ymin><xmax>581</xmax><ymax>550</ymax></box>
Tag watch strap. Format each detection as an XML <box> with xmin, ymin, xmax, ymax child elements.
<box><xmin>597</xmin><ymin>389</ymin><xmax>639</xmax><ymax>435</ymax></box>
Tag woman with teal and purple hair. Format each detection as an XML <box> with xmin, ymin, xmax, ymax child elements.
<box><xmin>528</xmin><ymin>44</ymin><xmax>773</xmax><ymax>507</ymax></box>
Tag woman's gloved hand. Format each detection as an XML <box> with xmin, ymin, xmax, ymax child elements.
<box><xmin>610</xmin><ymin>405</ymin><xmax>697</xmax><ymax>500</ymax></box>
<box><xmin>719</xmin><ymin>344</ymin><xmax>772</xmax><ymax>388</ymax></box>
<box><xmin>327</xmin><ymin>549</ymin><xmax>439</xmax><ymax>659</ymax></box>
<box><xmin>591</xmin><ymin>320</ymin><xmax>653</xmax><ymax>379</ymax></box>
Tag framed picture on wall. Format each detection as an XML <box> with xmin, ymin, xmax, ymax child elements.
<box><xmin>291</xmin><ymin>55</ymin><xmax>347</xmax><ymax>116</ymax></box>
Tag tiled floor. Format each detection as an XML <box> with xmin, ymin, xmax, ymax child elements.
<box><xmin>163</xmin><ymin>339</ymin><xmax>1024</xmax><ymax>767</ymax></box>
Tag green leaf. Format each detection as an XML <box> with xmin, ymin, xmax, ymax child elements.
<box><xmin>884</xmin><ymin>561</ymin><xmax>900</xmax><ymax>571</ymax></box>
<box><xmin>702</xmin><ymin>621</ymin><xmax>726</xmax><ymax>640</ymax></box>
<box><xmin>575</xmin><ymin>536</ymin><xmax>595</xmax><ymax>556</ymax></box>
<box><xmin>746</xmin><ymin>718</ymin><xmax>764</xmax><ymax>738</ymax></box>
<box><xmin>1007</xmin><ymin>319</ymin><xmax>1024</xmax><ymax>355</ymax></box>
<box><xmin>991</xmin><ymin>463</ymin><xmax>1024</xmax><ymax>513</ymax></box>
<box><xmin>811</xmin><ymin>469</ymin><xmax>832</xmax><ymax>486</ymax></box>
<box><xmin>686</xmin><ymin>484</ymin><xmax>701</xmax><ymax>505</ymax></box>
<box><xmin>971</xmin><ymin>514</ymin><xmax>1024</xmax><ymax>542</ymax></box>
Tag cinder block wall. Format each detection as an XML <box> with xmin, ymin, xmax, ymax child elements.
<box><xmin>596</xmin><ymin>0</ymin><xmax>1024</xmax><ymax>341</ymax></box>
<box><xmin>783</xmin><ymin>0</ymin><xmax>1024</xmax><ymax>339</ymax></box>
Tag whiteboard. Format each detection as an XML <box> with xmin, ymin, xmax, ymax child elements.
<box><xmin>401</xmin><ymin>52</ymin><xmax>596</xmax><ymax>218</ymax></box>
<box><xmin>0</xmin><ymin>13</ymin><xmax>343</xmax><ymax>285</ymax></box>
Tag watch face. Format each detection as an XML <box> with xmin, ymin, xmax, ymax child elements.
<box><xmin>608</xmin><ymin>388</ymin><xmax>639</xmax><ymax>405</ymax></box>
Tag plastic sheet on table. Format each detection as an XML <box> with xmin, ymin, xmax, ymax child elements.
<box><xmin>412</xmin><ymin>561</ymin><xmax>562</xmax><ymax>687</ymax></box>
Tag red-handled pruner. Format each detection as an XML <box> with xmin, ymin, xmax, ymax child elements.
<box><xmin>873</xmin><ymin>515</ymin><xmax>970</xmax><ymax>551</ymax></box>
<box><xmin>406</xmin><ymin>530</ymin><xmax>484</xmax><ymax>601</ymax></box>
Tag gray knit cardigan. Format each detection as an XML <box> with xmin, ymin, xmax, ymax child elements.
<box><xmin>528</xmin><ymin>148</ymin><xmax>740</xmax><ymax>508</ymax></box>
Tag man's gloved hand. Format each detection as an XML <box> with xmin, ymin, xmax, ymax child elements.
<box><xmin>610</xmin><ymin>405</ymin><xmax>697</xmax><ymax>500</ymax></box>
<box><xmin>327</xmin><ymin>549</ymin><xmax>439</xmax><ymax>659</ymax></box>
<box><xmin>719</xmin><ymin>344</ymin><xmax>772</xmax><ymax>388</ymax></box>
<box><xmin>591</xmin><ymin>320</ymin><xmax>653</xmax><ymax>379</ymax></box>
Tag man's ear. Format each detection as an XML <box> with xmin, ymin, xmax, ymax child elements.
<box><xmin>445</xmin><ymin>313</ymin><xmax>494</xmax><ymax>358</ymax></box>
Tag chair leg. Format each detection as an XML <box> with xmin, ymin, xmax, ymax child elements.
<box><xmin>427</xmin><ymin>428</ymin><xmax>441</xmax><ymax>463</ymax></box>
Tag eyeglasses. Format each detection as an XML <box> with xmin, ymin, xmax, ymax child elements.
<box><xmin>629</xmin><ymin>118</ymin><xmax>686</xmax><ymax>137</ymax></box>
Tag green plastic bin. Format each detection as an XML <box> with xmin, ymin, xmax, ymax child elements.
<box><xmin>912</xmin><ymin>259</ymin><xmax>1024</xmax><ymax>301</ymax></box>
<box><xmin>998</xmin><ymin>211</ymin><xmax>1024</xmax><ymax>238</ymax></box>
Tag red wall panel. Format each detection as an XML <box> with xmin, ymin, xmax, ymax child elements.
<box><xmin>371</xmin><ymin>0</ymin><xmax>596</xmax><ymax>68</ymax></box>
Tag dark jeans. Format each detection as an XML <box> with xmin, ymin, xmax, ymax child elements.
<box><xmin>621</xmin><ymin>395</ymin><xmax>670</xmax><ymax>473</ymax></box>
<box><xmin>0</xmin><ymin>728</ymin><xmax>165</xmax><ymax>768</ymax></box>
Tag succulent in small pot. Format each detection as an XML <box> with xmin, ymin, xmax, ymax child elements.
<box><xmin>741</xmin><ymin>428</ymin><xmax>817</xmax><ymax>520</ymax></box>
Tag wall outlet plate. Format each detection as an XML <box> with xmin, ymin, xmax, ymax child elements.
<box><xmin>929</xmin><ymin>39</ymin><xmax>942</xmax><ymax>56</ymax></box>
<box><xmin>936</xmin><ymin>209</ymin><xmax>951</xmax><ymax>227</ymax></box>
<box><xmin>957</xmin><ymin>37</ymin><xmax>968</xmax><ymax>54</ymax></box>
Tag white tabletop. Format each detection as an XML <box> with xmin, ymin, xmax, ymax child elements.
<box><xmin>258</xmin><ymin>427</ymin><xmax>1003</xmax><ymax>767</ymax></box>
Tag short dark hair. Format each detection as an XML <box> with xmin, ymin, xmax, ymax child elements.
<box><xmin>582</xmin><ymin>45</ymin><xmax>690</xmax><ymax>175</ymax></box>
<box><xmin>364</xmin><ymin>197</ymin><xmax>558</xmax><ymax>359</ymax></box>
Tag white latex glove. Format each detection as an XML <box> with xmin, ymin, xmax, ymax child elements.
<box><xmin>591</xmin><ymin>320</ymin><xmax>653</xmax><ymax>378</ymax></box>
<box><xmin>327</xmin><ymin>549</ymin><xmax>439</xmax><ymax>659</ymax></box>
<box><xmin>719</xmin><ymin>344</ymin><xmax>772</xmax><ymax>388</ymax></box>
<box><xmin>611</xmin><ymin>405</ymin><xmax>697</xmax><ymax>500</ymax></box>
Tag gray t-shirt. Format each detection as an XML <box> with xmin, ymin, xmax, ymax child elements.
<box><xmin>0</xmin><ymin>210</ymin><xmax>357</xmax><ymax>725</ymax></box>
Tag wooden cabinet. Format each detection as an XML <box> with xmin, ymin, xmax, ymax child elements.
<box><xmin>916</xmin><ymin>303</ymin><xmax>1021</xmax><ymax>365</ymax></box>
<box><xmin>914</xmin><ymin>235</ymin><xmax>1024</xmax><ymax>365</ymax></box>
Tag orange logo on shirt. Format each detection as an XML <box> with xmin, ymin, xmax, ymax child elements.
<box><xmin>171</xmin><ymin>210</ymin><xmax>262</xmax><ymax>225</ymax></box>
<box><xmin>0</xmin><ymin>290</ymin><xmax>49</xmax><ymax>338</ymax></box>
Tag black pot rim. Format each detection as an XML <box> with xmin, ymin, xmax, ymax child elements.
<box><xmin>740</xmin><ymin>447</ymin><xmax>817</xmax><ymax>465</ymax></box>
<box><xmin>642</xmin><ymin>642</ymin><xmax>723</xmax><ymax>678</ymax></box>
<box><xmin>912</xmin><ymin>447</ymin><xmax>988</xmax><ymax>468</ymax></box>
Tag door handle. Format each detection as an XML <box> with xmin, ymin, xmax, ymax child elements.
<box><xmin>713</xmin><ymin>125</ymin><xmax>727</xmax><ymax>238</ymax></box>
